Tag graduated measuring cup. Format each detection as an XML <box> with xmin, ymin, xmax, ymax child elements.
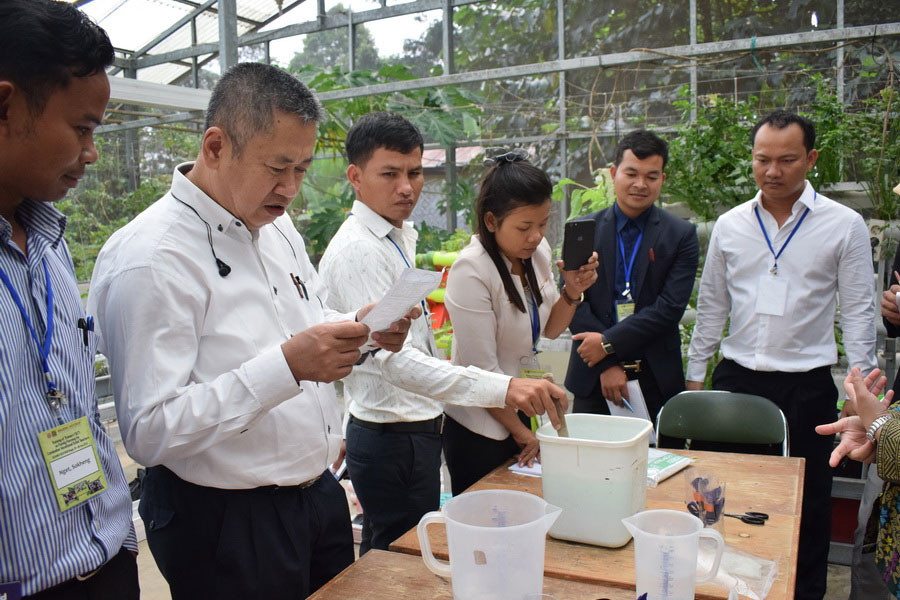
<box><xmin>622</xmin><ymin>509</ymin><xmax>724</xmax><ymax>600</ymax></box>
<box><xmin>417</xmin><ymin>489</ymin><xmax>561</xmax><ymax>600</ymax></box>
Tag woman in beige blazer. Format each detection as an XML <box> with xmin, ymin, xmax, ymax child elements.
<box><xmin>442</xmin><ymin>152</ymin><xmax>597</xmax><ymax>495</ymax></box>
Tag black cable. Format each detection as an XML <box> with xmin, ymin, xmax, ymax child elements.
<box><xmin>171</xmin><ymin>193</ymin><xmax>231</xmax><ymax>278</ymax></box>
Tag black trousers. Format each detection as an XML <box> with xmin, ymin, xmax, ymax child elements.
<box><xmin>442</xmin><ymin>413</ymin><xmax>523</xmax><ymax>497</ymax></box>
<box><xmin>712</xmin><ymin>358</ymin><xmax>837</xmax><ymax>600</ymax></box>
<box><xmin>139</xmin><ymin>465</ymin><xmax>353</xmax><ymax>600</ymax></box>
<box><xmin>573</xmin><ymin>361</ymin><xmax>666</xmax><ymax>425</ymax></box>
<box><xmin>345</xmin><ymin>419</ymin><xmax>442</xmax><ymax>555</ymax></box>
<box><xmin>25</xmin><ymin>547</ymin><xmax>139</xmax><ymax>600</ymax></box>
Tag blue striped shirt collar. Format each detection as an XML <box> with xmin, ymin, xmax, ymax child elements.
<box><xmin>0</xmin><ymin>199</ymin><xmax>66</xmax><ymax>249</ymax></box>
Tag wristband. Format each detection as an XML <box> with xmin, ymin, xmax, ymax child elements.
<box><xmin>560</xmin><ymin>286</ymin><xmax>583</xmax><ymax>306</ymax></box>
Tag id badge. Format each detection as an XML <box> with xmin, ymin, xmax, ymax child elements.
<box><xmin>519</xmin><ymin>354</ymin><xmax>547</xmax><ymax>380</ymax></box>
<box><xmin>519</xmin><ymin>359</ymin><xmax>549</xmax><ymax>431</ymax></box>
<box><xmin>0</xmin><ymin>582</ymin><xmax>23</xmax><ymax>599</ymax></box>
<box><xmin>755</xmin><ymin>275</ymin><xmax>788</xmax><ymax>316</ymax></box>
<box><xmin>616</xmin><ymin>301</ymin><xmax>635</xmax><ymax>322</ymax></box>
<box><xmin>38</xmin><ymin>416</ymin><xmax>108</xmax><ymax>512</ymax></box>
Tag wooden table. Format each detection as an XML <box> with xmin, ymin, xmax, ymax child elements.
<box><xmin>391</xmin><ymin>450</ymin><xmax>804</xmax><ymax>600</ymax></box>
<box><xmin>309</xmin><ymin>549</ymin><xmax>635</xmax><ymax>599</ymax></box>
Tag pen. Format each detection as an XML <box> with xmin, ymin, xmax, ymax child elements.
<box><xmin>289</xmin><ymin>273</ymin><xmax>307</xmax><ymax>300</ymax></box>
<box><xmin>622</xmin><ymin>398</ymin><xmax>635</xmax><ymax>413</ymax></box>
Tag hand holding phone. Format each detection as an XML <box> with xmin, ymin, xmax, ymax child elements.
<box><xmin>562</xmin><ymin>220</ymin><xmax>595</xmax><ymax>270</ymax></box>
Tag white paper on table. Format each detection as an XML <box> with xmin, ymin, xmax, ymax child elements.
<box><xmin>508</xmin><ymin>462</ymin><xmax>542</xmax><ymax>477</ymax></box>
<box><xmin>359</xmin><ymin>268</ymin><xmax>443</xmax><ymax>346</ymax></box>
<box><xmin>605</xmin><ymin>380</ymin><xmax>657</xmax><ymax>444</ymax></box>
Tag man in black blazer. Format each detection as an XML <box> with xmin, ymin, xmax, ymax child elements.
<box><xmin>565</xmin><ymin>130</ymin><xmax>699</xmax><ymax>423</ymax></box>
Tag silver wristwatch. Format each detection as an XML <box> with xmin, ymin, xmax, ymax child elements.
<box><xmin>866</xmin><ymin>414</ymin><xmax>892</xmax><ymax>443</ymax></box>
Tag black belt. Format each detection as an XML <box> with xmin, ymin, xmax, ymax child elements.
<box><xmin>350</xmin><ymin>414</ymin><xmax>444</xmax><ymax>434</ymax></box>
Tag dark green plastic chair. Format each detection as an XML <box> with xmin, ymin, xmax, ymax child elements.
<box><xmin>656</xmin><ymin>391</ymin><xmax>789</xmax><ymax>456</ymax></box>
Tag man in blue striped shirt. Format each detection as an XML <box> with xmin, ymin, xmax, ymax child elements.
<box><xmin>0</xmin><ymin>1</ymin><xmax>139</xmax><ymax>598</ymax></box>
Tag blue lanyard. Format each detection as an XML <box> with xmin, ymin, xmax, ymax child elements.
<box><xmin>386</xmin><ymin>234</ymin><xmax>428</xmax><ymax>314</ymax></box>
<box><xmin>616</xmin><ymin>230</ymin><xmax>643</xmax><ymax>298</ymax></box>
<box><xmin>528</xmin><ymin>289</ymin><xmax>539</xmax><ymax>354</ymax></box>
<box><xmin>754</xmin><ymin>195</ymin><xmax>812</xmax><ymax>275</ymax></box>
<box><xmin>386</xmin><ymin>234</ymin><xmax>412</xmax><ymax>268</ymax></box>
<box><xmin>0</xmin><ymin>258</ymin><xmax>62</xmax><ymax>406</ymax></box>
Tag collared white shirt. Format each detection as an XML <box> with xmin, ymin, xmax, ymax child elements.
<box><xmin>318</xmin><ymin>200</ymin><xmax>509</xmax><ymax>423</ymax></box>
<box><xmin>88</xmin><ymin>163</ymin><xmax>351</xmax><ymax>488</ymax></box>
<box><xmin>687</xmin><ymin>181</ymin><xmax>876</xmax><ymax>381</ymax></box>
<box><xmin>443</xmin><ymin>235</ymin><xmax>560</xmax><ymax>439</ymax></box>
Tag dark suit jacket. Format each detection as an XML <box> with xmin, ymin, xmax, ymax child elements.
<box><xmin>886</xmin><ymin>251</ymin><xmax>900</xmax><ymax>397</ymax></box>
<box><xmin>565</xmin><ymin>203</ymin><xmax>699</xmax><ymax>403</ymax></box>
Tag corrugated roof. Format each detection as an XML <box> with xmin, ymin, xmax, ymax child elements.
<box><xmin>68</xmin><ymin>0</ymin><xmax>309</xmax><ymax>84</ymax></box>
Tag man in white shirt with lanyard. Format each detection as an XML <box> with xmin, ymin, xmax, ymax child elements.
<box><xmin>686</xmin><ymin>110</ymin><xmax>877</xmax><ymax>600</ymax></box>
<box><xmin>88</xmin><ymin>65</ymin><xmax>416</xmax><ymax>600</ymax></box>
<box><xmin>319</xmin><ymin>111</ymin><xmax>567</xmax><ymax>554</ymax></box>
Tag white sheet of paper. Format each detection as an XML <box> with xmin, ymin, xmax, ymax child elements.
<box><xmin>755</xmin><ymin>274</ymin><xmax>787</xmax><ymax>316</ymax></box>
<box><xmin>605</xmin><ymin>380</ymin><xmax>656</xmax><ymax>444</ymax></box>
<box><xmin>508</xmin><ymin>462</ymin><xmax>543</xmax><ymax>477</ymax></box>
<box><xmin>360</xmin><ymin>268</ymin><xmax>443</xmax><ymax>344</ymax></box>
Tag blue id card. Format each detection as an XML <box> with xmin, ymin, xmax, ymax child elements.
<box><xmin>0</xmin><ymin>582</ymin><xmax>23</xmax><ymax>600</ymax></box>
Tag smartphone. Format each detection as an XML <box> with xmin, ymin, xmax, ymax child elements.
<box><xmin>562</xmin><ymin>219</ymin><xmax>595</xmax><ymax>270</ymax></box>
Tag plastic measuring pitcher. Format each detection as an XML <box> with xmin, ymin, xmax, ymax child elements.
<box><xmin>417</xmin><ymin>489</ymin><xmax>561</xmax><ymax>600</ymax></box>
<box><xmin>622</xmin><ymin>509</ymin><xmax>725</xmax><ymax>600</ymax></box>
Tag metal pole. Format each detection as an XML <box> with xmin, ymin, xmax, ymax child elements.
<box><xmin>442</xmin><ymin>0</ymin><xmax>457</xmax><ymax>232</ymax></box>
<box><xmin>557</xmin><ymin>0</ymin><xmax>569</xmax><ymax>235</ymax></box>
<box><xmin>191</xmin><ymin>17</ymin><xmax>199</xmax><ymax>88</ymax></box>
<box><xmin>218</xmin><ymin>0</ymin><xmax>238</xmax><ymax>71</ymax></box>
<box><xmin>265</xmin><ymin>41</ymin><xmax>271</xmax><ymax>65</ymax></box>
<box><xmin>837</xmin><ymin>0</ymin><xmax>845</xmax><ymax>105</ymax></box>
<box><xmin>123</xmin><ymin>63</ymin><xmax>140</xmax><ymax>192</ymax></box>
<box><xmin>690</xmin><ymin>0</ymin><xmax>698</xmax><ymax>122</ymax></box>
<box><xmin>348</xmin><ymin>10</ymin><xmax>355</xmax><ymax>72</ymax></box>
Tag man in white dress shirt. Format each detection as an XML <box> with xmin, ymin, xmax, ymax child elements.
<box><xmin>319</xmin><ymin>112</ymin><xmax>567</xmax><ymax>554</ymax></box>
<box><xmin>686</xmin><ymin>110</ymin><xmax>877</xmax><ymax>600</ymax></box>
<box><xmin>88</xmin><ymin>64</ymin><xmax>415</xmax><ymax>600</ymax></box>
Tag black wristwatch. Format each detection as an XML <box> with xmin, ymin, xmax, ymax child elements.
<box><xmin>601</xmin><ymin>338</ymin><xmax>615</xmax><ymax>355</ymax></box>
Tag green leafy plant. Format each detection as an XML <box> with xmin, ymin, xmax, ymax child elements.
<box><xmin>552</xmin><ymin>167</ymin><xmax>616</xmax><ymax>220</ymax></box>
<box><xmin>665</xmin><ymin>86</ymin><xmax>757</xmax><ymax>220</ymax></box>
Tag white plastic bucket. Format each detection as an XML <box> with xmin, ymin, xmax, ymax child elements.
<box><xmin>536</xmin><ymin>413</ymin><xmax>651</xmax><ymax>547</ymax></box>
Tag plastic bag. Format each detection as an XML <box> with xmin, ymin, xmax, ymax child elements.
<box><xmin>698</xmin><ymin>540</ymin><xmax>779</xmax><ymax>600</ymax></box>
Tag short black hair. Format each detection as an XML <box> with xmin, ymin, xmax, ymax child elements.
<box><xmin>205</xmin><ymin>63</ymin><xmax>324</xmax><ymax>157</ymax></box>
<box><xmin>0</xmin><ymin>0</ymin><xmax>113</xmax><ymax>116</ymax></box>
<box><xmin>750</xmin><ymin>110</ymin><xmax>816</xmax><ymax>152</ymax></box>
<box><xmin>345</xmin><ymin>112</ymin><xmax>424</xmax><ymax>166</ymax></box>
<box><xmin>614</xmin><ymin>130</ymin><xmax>669</xmax><ymax>168</ymax></box>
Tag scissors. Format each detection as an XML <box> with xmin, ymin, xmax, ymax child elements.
<box><xmin>724</xmin><ymin>511</ymin><xmax>769</xmax><ymax>525</ymax></box>
<box><xmin>687</xmin><ymin>501</ymin><xmax>724</xmax><ymax>526</ymax></box>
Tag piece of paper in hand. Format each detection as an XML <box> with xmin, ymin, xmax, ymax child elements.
<box><xmin>605</xmin><ymin>380</ymin><xmax>657</xmax><ymax>444</ymax></box>
<box><xmin>360</xmin><ymin>268</ymin><xmax>443</xmax><ymax>345</ymax></box>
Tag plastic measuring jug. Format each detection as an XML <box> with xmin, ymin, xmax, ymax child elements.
<box><xmin>417</xmin><ymin>489</ymin><xmax>561</xmax><ymax>600</ymax></box>
<box><xmin>622</xmin><ymin>509</ymin><xmax>725</xmax><ymax>600</ymax></box>
<box><xmin>537</xmin><ymin>413</ymin><xmax>652</xmax><ymax>547</ymax></box>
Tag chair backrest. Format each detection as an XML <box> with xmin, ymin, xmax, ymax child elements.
<box><xmin>656</xmin><ymin>390</ymin><xmax>789</xmax><ymax>456</ymax></box>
